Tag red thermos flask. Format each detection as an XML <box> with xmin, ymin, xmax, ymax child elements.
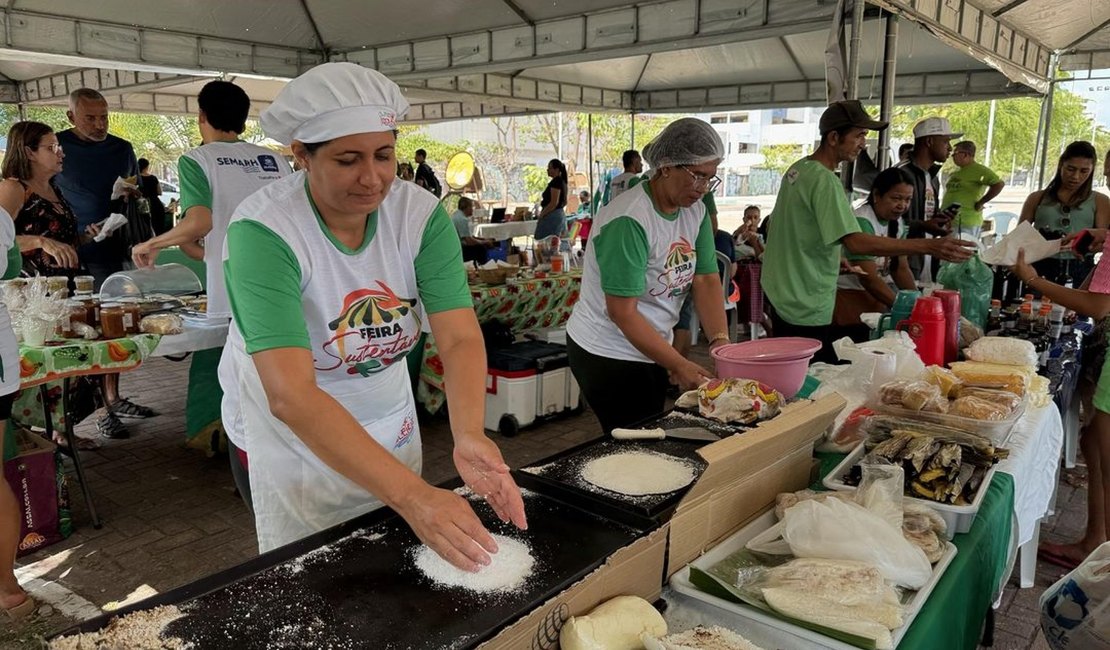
<box><xmin>897</xmin><ymin>297</ymin><xmax>946</xmax><ymax>367</ymax></box>
<box><xmin>933</xmin><ymin>289</ymin><xmax>962</xmax><ymax>365</ymax></box>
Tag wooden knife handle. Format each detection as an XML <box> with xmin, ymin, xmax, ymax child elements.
<box><xmin>611</xmin><ymin>427</ymin><xmax>666</xmax><ymax>440</ymax></box>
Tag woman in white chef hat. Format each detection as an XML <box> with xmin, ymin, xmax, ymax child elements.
<box><xmin>218</xmin><ymin>62</ymin><xmax>527</xmax><ymax>568</ymax></box>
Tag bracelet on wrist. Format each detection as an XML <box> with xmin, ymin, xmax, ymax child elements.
<box><xmin>709</xmin><ymin>332</ymin><xmax>730</xmax><ymax>345</ymax></box>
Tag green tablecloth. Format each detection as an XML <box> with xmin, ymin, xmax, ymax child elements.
<box><xmin>814</xmin><ymin>453</ymin><xmax>1014</xmax><ymax>650</ymax></box>
<box><xmin>13</xmin><ymin>335</ymin><xmax>160</xmax><ymax>431</ymax></box>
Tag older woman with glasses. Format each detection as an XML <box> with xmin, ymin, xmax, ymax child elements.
<box><xmin>565</xmin><ymin>118</ymin><xmax>729</xmax><ymax>432</ymax></box>
<box><xmin>1019</xmin><ymin>140</ymin><xmax>1110</xmax><ymax>286</ymax></box>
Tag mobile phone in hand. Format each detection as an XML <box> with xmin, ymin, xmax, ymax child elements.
<box><xmin>1073</xmin><ymin>229</ymin><xmax>1095</xmax><ymax>256</ymax></box>
<box><xmin>941</xmin><ymin>203</ymin><xmax>961</xmax><ymax>218</ymax></box>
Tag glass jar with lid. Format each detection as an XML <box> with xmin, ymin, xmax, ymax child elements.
<box><xmin>99</xmin><ymin>303</ymin><xmax>127</xmax><ymax>339</ymax></box>
<box><xmin>79</xmin><ymin>295</ymin><xmax>101</xmax><ymax>329</ymax></box>
<box><xmin>118</xmin><ymin>298</ymin><xmax>142</xmax><ymax>334</ymax></box>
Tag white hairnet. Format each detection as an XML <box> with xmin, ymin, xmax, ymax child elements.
<box><xmin>642</xmin><ymin>118</ymin><xmax>724</xmax><ymax>169</ymax></box>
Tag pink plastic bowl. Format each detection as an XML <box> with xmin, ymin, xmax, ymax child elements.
<box><xmin>710</xmin><ymin>338</ymin><xmax>822</xmax><ymax>397</ymax></box>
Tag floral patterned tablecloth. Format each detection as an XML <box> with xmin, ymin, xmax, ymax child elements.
<box><xmin>12</xmin><ymin>335</ymin><xmax>160</xmax><ymax>430</ymax></box>
<box><xmin>417</xmin><ymin>272</ymin><xmax>581</xmax><ymax>413</ymax></box>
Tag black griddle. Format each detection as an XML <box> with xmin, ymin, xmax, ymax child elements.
<box><xmin>52</xmin><ymin>484</ymin><xmax>642</xmax><ymax>649</ymax></box>
<box><xmin>514</xmin><ymin>438</ymin><xmax>710</xmax><ymax>530</ymax></box>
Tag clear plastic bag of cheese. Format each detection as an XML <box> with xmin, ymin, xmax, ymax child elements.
<box><xmin>1040</xmin><ymin>542</ymin><xmax>1110</xmax><ymax>650</ymax></box>
<box><xmin>736</xmin><ymin>464</ymin><xmax>932</xmax><ymax>649</ymax></box>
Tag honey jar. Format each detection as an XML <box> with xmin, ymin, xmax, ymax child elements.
<box><xmin>80</xmin><ymin>295</ymin><xmax>101</xmax><ymax>329</ymax></box>
<box><xmin>119</xmin><ymin>298</ymin><xmax>142</xmax><ymax>334</ymax></box>
<box><xmin>99</xmin><ymin>303</ymin><xmax>127</xmax><ymax>339</ymax></box>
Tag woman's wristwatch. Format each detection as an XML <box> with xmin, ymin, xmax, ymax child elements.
<box><xmin>709</xmin><ymin>332</ymin><xmax>730</xmax><ymax>346</ymax></box>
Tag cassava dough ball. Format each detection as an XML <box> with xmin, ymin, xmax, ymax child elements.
<box><xmin>559</xmin><ymin>595</ymin><xmax>667</xmax><ymax>650</ymax></box>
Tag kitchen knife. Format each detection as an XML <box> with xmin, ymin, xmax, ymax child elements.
<box><xmin>611</xmin><ymin>426</ymin><xmax>721</xmax><ymax>442</ymax></box>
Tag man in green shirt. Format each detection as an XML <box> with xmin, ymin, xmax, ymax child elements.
<box><xmin>761</xmin><ymin>100</ymin><xmax>977</xmax><ymax>362</ymax></box>
<box><xmin>944</xmin><ymin>140</ymin><xmax>1005</xmax><ymax>239</ymax></box>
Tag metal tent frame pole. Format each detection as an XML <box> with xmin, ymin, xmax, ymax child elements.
<box><xmin>842</xmin><ymin>0</ymin><xmax>866</xmax><ymax>190</ymax></box>
<box><xmin>877</xmin><ymin>13</ymin><xmax>899</xmax><ymax>170</ymax></box>
<box><xmin>1034</xmin><ymin>55</ymin><xmax>1060</xmax><ymax>189</ymax></box>
<box><xmin>588</xmin><ymin>113</ymin><xmax>595</xmax><ymax>200</ymax></box>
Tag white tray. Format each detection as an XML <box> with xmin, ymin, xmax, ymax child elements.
<box><xmin>669</xmin><ymin>509</ymin><xmax>957</xmax><ymax>650</ymax></box>
<box><xmin>823</xmin><ymin>443</ymin><xmax>996</xmax><ymax>538</ymax></box>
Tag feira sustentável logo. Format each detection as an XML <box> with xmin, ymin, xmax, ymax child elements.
<box><xmin>650</xmin><ymin>237</ymin><xmax>697</xmax><ymax>297</ymax></box>
<box><xmin>318</xmin><ymin>281</ymin><xmax>421</xmax><ymax>376</ymax></box>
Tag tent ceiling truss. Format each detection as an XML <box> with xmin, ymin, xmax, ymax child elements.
<box><xmin>0</xmin><ymin>0</ymin><xmax>1053</xmax><ymax>119</ymax></box>
<box><xmin>869</xmin><ymin>0</ymin><xmax>1052</xmax><ymax>92</ymax></box>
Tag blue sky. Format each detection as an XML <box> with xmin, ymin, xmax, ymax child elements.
<box><xmin>1063</xmin><ymin>70</ymin><xmax>1110</xmax><ymax>129</ymax></box>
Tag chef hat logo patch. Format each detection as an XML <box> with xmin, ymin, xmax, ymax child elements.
<box><xmin>379</xmin><ymin>111</ymin><xmax>396</xmax><ymax>128</ymax></box>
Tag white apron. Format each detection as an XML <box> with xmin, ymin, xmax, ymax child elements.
<box><xmin>236</xmin><ymin>344</ymin><xmax>422</xmax><ymax>553</ymax></box>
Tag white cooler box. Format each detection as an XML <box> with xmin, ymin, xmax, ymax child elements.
<box><xmin>484</xmin><ymin>341</ymin><xmax>581</xmax><ymax>436</ymax></box>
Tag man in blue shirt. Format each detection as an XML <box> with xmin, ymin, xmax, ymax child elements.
<box><xmin>55</xmin><ymin>88</ymin><xmax>155</xmax><ymax>438</ymax></box>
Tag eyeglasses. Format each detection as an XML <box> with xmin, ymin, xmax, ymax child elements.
<box><xmin>35</xmin><ymin>143</ymin><xmax>63</xmax><ymax>154</ymax></box>
<box><xmin>680</xmin><ymin>166</ymin><xmax>722</xmax><ymax>193</ymax></box>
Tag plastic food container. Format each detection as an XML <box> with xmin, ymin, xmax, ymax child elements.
<box><xmin>872</xmin><ymin>398</ymin><xmax>1024</xmax><ymax>447</ymax></box>
<box><xmin>711</xmin><ymin>337</ymin><xmax>822</xmax><ymax>398</ymax></box>
<box><xmin>669</xmin><ymin>508</ymin><xmax>957</xmax><ymax>649</ymax></box>
<box><xmin>823</xmin><ymin>443</ymin><xmax>997</xmax><ymax>537</ymax></box>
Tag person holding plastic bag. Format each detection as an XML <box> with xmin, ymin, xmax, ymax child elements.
<box><xmin>1041</xmin><ymin>542</ymin><xmax>1110</xmax><ymax>649</ymax></box>
<box><xmin>1013</xmin><ymin>247</ymin><xmax>1110</xmax><ymax>569</ymax></box>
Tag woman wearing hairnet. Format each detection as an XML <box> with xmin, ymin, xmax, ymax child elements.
<box><xmin>566</xmin><ymin>118</ymin><xmax>729</xmax><ymax>432</ymax></box>
<box><xmin>218</xmin><ymin>63</ymin><xmax>526</xmax><ymax>570</ymax></box>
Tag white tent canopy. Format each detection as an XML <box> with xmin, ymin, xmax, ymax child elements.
<box><xmin>0</xmin><ymin>0</ymin><xmax>1056</xmax><ymax>122</ymax></box>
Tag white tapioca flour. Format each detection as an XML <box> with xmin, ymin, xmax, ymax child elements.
<box><xmin>414</xmin><ymin>534</ymin><xmax>535</xmax><ymax>593</ymax></box>
<box><xmin>580</xmin><ymin>451</ymin><xmax>696</xmax><ymax>496</ymax></box>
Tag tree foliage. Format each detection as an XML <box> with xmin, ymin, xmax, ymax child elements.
<box><xmin>519</xmin><ymin>112</ymin><xmax>671</xmax><ymax>173</ymax></box>
<box><xmin>757</xmin><ymin>143</ymin><xmax>803</xmax><ymax>174</ymax></box>
<box><xmin>888</xmin><ymin>87</ymin><xmax>1109</xmax><ymax>185</ymax></box>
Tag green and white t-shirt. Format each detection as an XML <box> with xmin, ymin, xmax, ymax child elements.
<box><xmin>838</xmin><ymin>203</ymin><xmax>894</xmax><ymax>291</ymax></box>
<box><xmin>607</xmin><ymin>172</ymin><xmax>641</xmax><ymax>204</ymax></box>
<box><xmin>217</xmin><ymin>173</ymin><xmax>471</xmax><ymax>447</ymax></box>
<box><xmin>567</xmin><ymin>181</ymin><xmax>717</xmax><ymax>363</ymax></box>
<box><xmin>0</xmin><ymin>211</ymin><xmax>20</xmax><ymax>396</ymax></box>
<box><xmin>761</xmin><ymin>158</ymin><xmax>861</xmax><ymax>326</ymax></box>
<box><xmin>179</xmin><ymin>141</ymin><xmax>290</xmax><ymax>317</ymax></box>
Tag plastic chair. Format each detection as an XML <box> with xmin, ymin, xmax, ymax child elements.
<box><xmin>983</xmin><ymin>211</ymin><xmax>1019</xmax><ymax>246</ymax></box>
<box><xmin>689</xmin><ymin>252</ymin><xmax>739</xmax><ymax>344</ymax></box>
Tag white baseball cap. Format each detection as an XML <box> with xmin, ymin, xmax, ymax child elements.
<box><xmin>261</xmin><ymin>62</ymin><xmax>409</xmax><ymax>146</ymax></box>
<box><xmin>913</xmin><ymin>117</ymin><xmax>963</xmax><ymax>140</ymax></box>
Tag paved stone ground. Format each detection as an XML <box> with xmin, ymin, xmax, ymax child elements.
<box><xmin>0</xmin><ymin>353</ymin><xmax>1085</xmax><ymax>648</ymax></box>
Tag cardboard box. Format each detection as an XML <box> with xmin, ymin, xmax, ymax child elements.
<box><xmin>478</xmin><ymin>526</ymin><xmax>668</xmax><ymax>649</ymax></box>
<box><xmin>666</xmin><ymin>393</ymin><xmax>845</xmax><ymax>575</ymax></box>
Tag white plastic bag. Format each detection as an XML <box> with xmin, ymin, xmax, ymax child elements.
<box><xmin>749</xmin><ymin>498</ymin><xmax>932</xmax><ymax>589</ymax></box>
<box><xmin>1041</xmin><ymin>542</ymin><xmax>1110</xmax><ymax>649</ymax></box>
<box><xmin>814</xmin><ymin>333</ymin><xmax>925</xmax><ymax>453</ymax></box>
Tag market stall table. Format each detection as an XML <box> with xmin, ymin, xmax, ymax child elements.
<box><xmin>417</xmin><ymin>271</ymin><xmax>581</xmax><ymax>412</ymax></box>
<box><xmin>12</xmin><ymin>334</ymin><xmax>161</xmax><ymax>529</ymax></box>
<box><xmin>673</xmin><ymin>401</ymin><xmax>1062</xmax><ymax>650</ymax></box>
<box><xmin>473</xmin><ymin>220</ymin><xmax>537</xmax><ymax>241</ymax></box>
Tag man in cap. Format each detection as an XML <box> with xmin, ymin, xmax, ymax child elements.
<box><xmin>944</xmin><ymin>140</ymin><xmax>1005</xmax><ymax>240</ymax></box>
<box><xmin>896</xmin><ymin>116</ymin><xmax>964</xmax><ymax>280</ymax></box>
<box><xmin>761</xmin><ymin>100</ymin><xmax>975</xmax><ymax>362</ymax></box>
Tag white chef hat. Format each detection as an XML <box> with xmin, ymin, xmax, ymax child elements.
<box><xmin>261</xmin><ymin>62</ymin><xmax>409</xmax><ymax>146</ymax></box>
